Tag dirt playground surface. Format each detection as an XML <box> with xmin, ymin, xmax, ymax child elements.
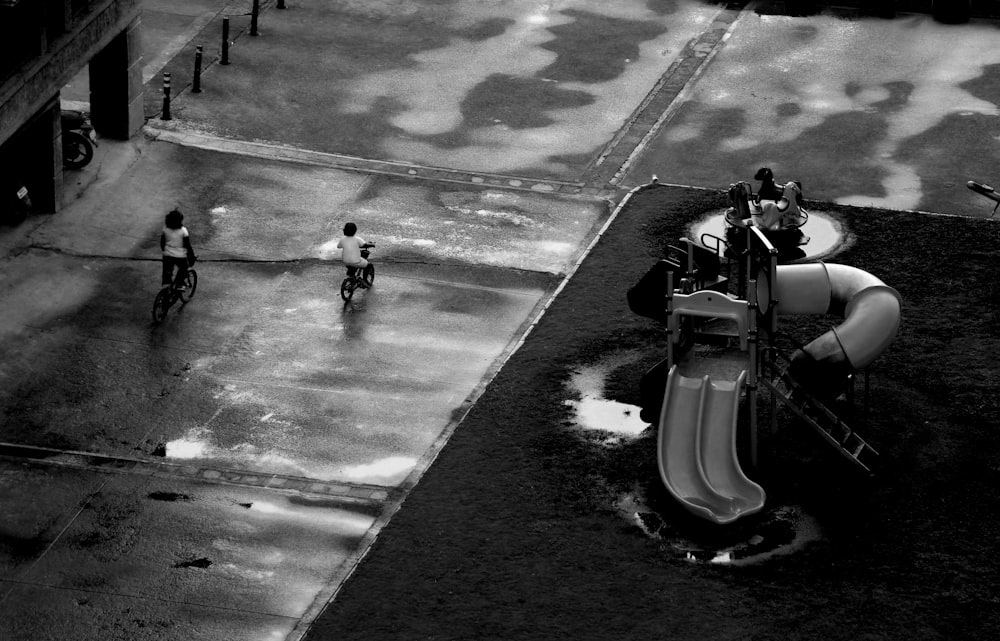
<box><xmin>306</xmin><ymin>185</ymin><xmax>1000</xmax><ymax>640</ymax></box>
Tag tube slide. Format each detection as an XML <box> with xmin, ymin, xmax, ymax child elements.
<box><xmin>657</xmin><ymin>366</ymin><xmax>765</xmax><ymax>524</ymax></box>
<box><xmin>771</xmin><ymin>262</ymin><xmax>902</xmax><ymax>373</ymax></box>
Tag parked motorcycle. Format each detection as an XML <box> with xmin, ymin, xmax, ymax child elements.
<box><xmin>61</xmin><ymin>109</ymin><xmax>97</xmax><ymax>170</ymax></box>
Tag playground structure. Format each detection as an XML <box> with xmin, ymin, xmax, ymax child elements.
<box><xmin>629</xmin><ymin>179</ymin><xmax>902</xmax><ymax>525</ymax></box>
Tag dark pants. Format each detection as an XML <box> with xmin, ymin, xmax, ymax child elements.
<box><xmin>162</xmin><ymin>256</ymin><xmax>189</xmax><ymax>287</ymax></box>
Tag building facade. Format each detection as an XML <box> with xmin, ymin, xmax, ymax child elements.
<box><xmin>0</xmin><ymin>0</ymin><xmax>142</xmax><ymax>218</ymax></box>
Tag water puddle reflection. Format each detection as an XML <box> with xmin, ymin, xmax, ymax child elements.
<box><xmin>690</xmin><ymin>208</ymin><xmax>846</xmax><ymax>260</ymax></box>
<box><xmin>564</xmin><ymin>351</ymin><xmax>649</xmax><ymax>441</ymax></box>
<box><xmin>566</xmin><ymin>351</ymin><xmax>821</xmax><ymax>565</ymax></box>
<box><xmin>619</xmin><ymin>492</ymin><xmax>822</xmax><ymax>566</ymax></box>
<box><xmin>341</xmin><ymin>456</ymin><xmax>417</xmax><ymax>483</ymax></box>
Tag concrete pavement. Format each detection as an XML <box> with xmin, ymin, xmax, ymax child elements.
<box><xmin>1</xmin><ymin>462</ymin><xmax>377</xmax><ymax>641</ymax></box>
<box><xmin>0</xmin><ymin>132</ymin><xmax>601</xmax><ymax>639</ymax></box>
<box><xmin>623</xmin><ymin>9</ymin><xmax>1000</xmax><ymax>215</ymax></box>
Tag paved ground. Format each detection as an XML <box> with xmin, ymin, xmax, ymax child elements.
<box><xmin>624</xmin><ymin>8</ymin><xmax>1000</xmax><ymax>215</ymax></box>
<box><xmin>3</xmin><ymin>1</ymin><xmax>1000</xmax><ymax>640</ymax></box>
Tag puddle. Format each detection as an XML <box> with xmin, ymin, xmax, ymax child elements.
<box><xmin>564</xmin><ymin>351</ymin><xmax>650</xmax><ymax>441</ymax></box>
<box><xmin>690</xmin><ymin>209</ymin><xmax>846</xmax><ymax>260</ymax></box>
<box><xmin>174</xmin><ymin>557</ymin><xmax>212</xmax><ymax>569</ymax></box>
<box><xmin>340</xmin><ymin>456</ymin><xmax>417</xmax><ymax>483</ymax></box>
<box><xmin>566</xmin><ymin>351</ymin><xmax>820</xmax><ymax>564</ymax></box>
<box><xmin>147</xmin><ymin>491</ymin><xmax>194</xmax><ymax>502</ymax></box>
<box><xmin>619</xmin><ymin>491</ymin><xmax>822</xmax><ymax>566</ymax></box>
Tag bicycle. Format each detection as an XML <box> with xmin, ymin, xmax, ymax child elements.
<box><xmin>340</xmin><ymin>244</ymin><xmax>375</xmax><ymax>301</ymax></box>
<box><xmin>153</xmin><ymin>262</ymin><xmax>198</xmax><ymax>323</ymax></box>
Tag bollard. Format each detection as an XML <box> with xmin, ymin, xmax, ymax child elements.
<box><xmin>277</xmin><ymin>0</ymin><xmax>285</xmax><ymax>8</ymax></box>
<box><xmin>221</xmin><ymin>17</ymin><xmax>230</xmax><ymax>65</ymax></box>
<box><xmin>250</xmin><ymin>0</ymin><xmax>260</xmax><ymax>36</ymax></box>
<box><xmin>192</xmin><ymin>45</ymin><xmax>203</xmax><ymax>93</ymax></box>
<box><xmin>161</xmin><ymin>72</ymin><xmax>171</xmax><ymax>120</ymax></box>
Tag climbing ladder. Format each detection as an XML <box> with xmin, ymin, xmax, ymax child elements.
<box><xmin>761</xmin><ymin>350</ymin><xmax>879</xmax><ymax>474</ymax></box>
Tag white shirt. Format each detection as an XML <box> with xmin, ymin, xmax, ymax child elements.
<box><xmin>163</xmin><ymin>226</ymin><xmax>189</xmax><ymax>258</ymax></box>
<box><xmin>337</xmin><ymin>235</ymin><xmax>366</xmax><ymax>265</ymax></box>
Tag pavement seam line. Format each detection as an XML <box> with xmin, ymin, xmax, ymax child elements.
<box><xmin>586</xmin><ymin>3</ymin><xmax>735</xmax><ymax>174</ymax></box>
<box><xmin>0</xmin><ymin>442</ymin><xmax>392</xmax><ymax>503</ymax></box>
<box><xmin>609</xmin><ymin>5</ymin><xmax>747</xmax><ymax>187</ymax></box>
<box><xmin>144</xmin><ymin>126</ymin><xmax>605</xmax><ymax>195</ymax></box>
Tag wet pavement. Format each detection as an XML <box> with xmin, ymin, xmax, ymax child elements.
<box><xmin>0</xmin><ymin>132</ymin><xmax>600</xmax><ymax>638</ymax></box>
<box><xmin>1</xmin><ymin>462</ymin><xmax>377</xmax><ymax>641</ymax></box>
<box><xmin>160</xmin><ymin>0</ymin><xmax>724</xmax><ymax>181</ymax></box>
<box><xmin>624</xmin><ymin>10</ymin><xmax>1000</xmax><ymax>215</ymax></box>
<box><xmin>4</xmin><ymin>1</ymin><xmax>1000</xmax><ymax>640</ymax></box>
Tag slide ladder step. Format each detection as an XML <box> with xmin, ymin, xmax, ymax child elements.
<box><xmin>763</xmin><ymin>366</ymin><xmax>878</xmax><ymax>474</ymax></box>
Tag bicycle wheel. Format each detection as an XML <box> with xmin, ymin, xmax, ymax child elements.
<box><xmin>363</xmin><ymin>264</ymin><xmax>375</xmax><ymax>287</ymax></box>
<box><xmin>180</xmin><ymin>269</ymin><xmax>198</xmax><ymax>302</ymax></box>
<box><xmin>340</xmin><ymin>277</ymin><xmax>355</xmax><ymax>301</ymax></box>
<box><xmin>152</xmin><ymin>288</ymin><xmax>172</xmax><ymax>323</ymax></box>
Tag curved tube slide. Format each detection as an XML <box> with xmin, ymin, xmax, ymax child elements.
<box><xmin>657</xmin><ymin>366</ymin><xmax>765</xmax><ymax>524</ymax></box>
<box><xmin>772</xmin><ymin>263</ymin><xmax>902</xmax><ymax>371</ymax></box>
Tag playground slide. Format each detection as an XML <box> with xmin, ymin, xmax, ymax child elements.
<box><xmin>657</xmin><ymin>366</ymin><xmax>765</xmax><ymax>524</ymax></box>
<box><xmin>773</xmin><ymin>262</ymin><xmax>902</xmax><ymax>372</ymax></box>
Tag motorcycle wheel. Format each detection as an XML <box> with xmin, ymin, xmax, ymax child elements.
<box><xmin>63</xmin><ymin>131</ymin><xmax>94</xmax><ymax>169</ymax></box>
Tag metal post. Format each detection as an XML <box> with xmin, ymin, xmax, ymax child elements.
<box><xmin>666</xmin><ymin>270</ymin><xmax>674</xmax><ymax>370</ymax></box>
<box><xmin>161</xmin><ymin>72</ymin><xmax>171</xmax><ymax>120</ymax></box>
<box><xmin>277</xmin><ymin>0</ymin><xmax>286</xmax><ymax>8</ymax></box>
<box><xmin>192</xmin><ymin>46</ymin><xmax>203</xmax><ymax>93</ymax></box>
<box><xmin>250</xmin><ymin>0</ymin><xmax>260</xmax><ymax>36</ymax></box>
<box><xmin>221</xmin><ymin>17</ymin><xmax>231</xmax><ymax>65</ymax></box>
<box><xmin>748</xmin><ymin>277</ymin><xmax>758</xmax><ymax>468</ymax></box>
<box><xmin>766</xmin><ymin>249</ymin><xmax>778</xmax><ymax>455</ymax></box>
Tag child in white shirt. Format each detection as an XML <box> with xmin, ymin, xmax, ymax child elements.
<box><xmin>160</xmin><ymin>209</ymin><xmax>195</xmax><ymax>289</ymax></box>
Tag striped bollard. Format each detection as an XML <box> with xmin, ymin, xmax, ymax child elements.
<box><xmin>161</xmin><ymin>72</ymin><xmax>171</xmax><ymax>120</ymax></box>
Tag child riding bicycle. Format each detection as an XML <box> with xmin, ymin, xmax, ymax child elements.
<box><xmin>160</xmin><ymin>209</ymin><xmax>197</xmax><ymax>290</ymax></box>
<box><xmin>337</xmin><ymin>222</ymin><xmax>373</xmax><ymax>276</ymax></box>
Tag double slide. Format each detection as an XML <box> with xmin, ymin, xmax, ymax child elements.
<box><xmin>657</xmin><ymin>367</ymin><xmax>764</xmax><ymax>524</ymax></box>
<box><xmin>657</xmin><ymin>261</ymin><xmax>901</xmax><ymax>523</ymax></box>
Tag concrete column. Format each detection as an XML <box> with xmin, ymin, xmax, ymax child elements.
<box><xmin>7</xmin><ymin>97</ymin><xmax>63</xmax><ymax>214</ymax></box>
<box><xmin>89</xmin><ymin>16</ymin><xmax>144</xmax><ymax>140</ymax></box>
<box><xmin>41</xmin><ymin>98</ymin><xmax>63</xmax><ymax>213</ymax></box>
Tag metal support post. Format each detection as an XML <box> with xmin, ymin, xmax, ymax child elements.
<box><xmin>666</xmin><ymin>270</ymin><xmax>675</xmax><ymax>370</ymax></box>
<box><xmin>251</xmin><ymin>0</ymin><xmax>260</xmax><ymax>36</ymax></box>
<box><xmin>747</xmin><ymin>277</ymin><xmax>758</xmax><ymax>468</ymax></box>
<box><xmin>277</xmin><ymin>0</ymin><xmax>286</xmax><ymax>8</ymax></box>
